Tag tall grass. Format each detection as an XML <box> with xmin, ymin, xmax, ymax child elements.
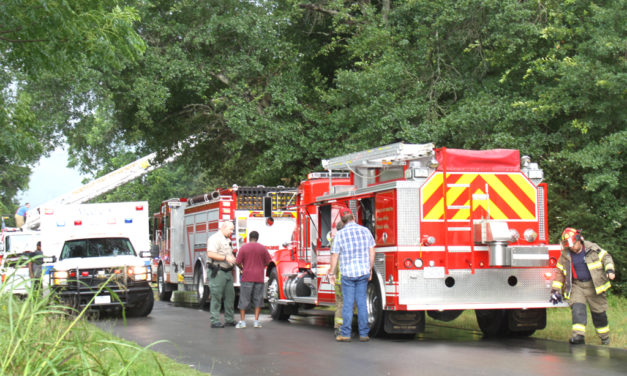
<box><xmin>0</xmin><ymin>262</ymin><xmax>206</xmax><ymax>375</ymax></box>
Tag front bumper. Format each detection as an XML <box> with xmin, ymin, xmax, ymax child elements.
<box><xmin>52</xmin><ymin>283</ymin><xmax>152</xmax><ymax>309</ymax></box>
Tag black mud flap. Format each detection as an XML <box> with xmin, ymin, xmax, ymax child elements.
<box><xmin>508</xmin><ymin>308</ymin><xmax>546</xmax><ymax>332</ymax></box>
<box><xmin>384</xmin><ymin>311</ymin><xmax>425</xmax><ymax>334</ymax></box>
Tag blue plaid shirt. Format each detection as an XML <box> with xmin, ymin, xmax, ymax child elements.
<box><xmin>331</xmin><ymin>222</ymin><xmax>375</xmax><ymax>278</ymax></box>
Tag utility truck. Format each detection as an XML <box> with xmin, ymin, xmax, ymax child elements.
<box><xmin>46</xmin><ymin>202</ymin><xmax>154</xmax><ymax>316</ymax></box>
<box><xmin>266</xmin><ymin>143</ymin><xmax>566</xmax><ymax>337</ymax></box>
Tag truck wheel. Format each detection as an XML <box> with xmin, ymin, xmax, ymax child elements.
<box><xmin>127</xmin><ymin>291</ymin><xmax>154</xmax><ymax>317</ymax></box>
<box><xmin>194</xmin><ymin>265</ymin><xmax>208</xmax><ymax>308</ymax></box>
<box><xmin>157</xmin><ymin>264</ymin><xmax>172</xmax><ymax>302</ymax></box>
<box><xmin>475</xmin><ymin>309</ymin><xmax>508</xmax><ymax>337</ymax></box>
<box><xmin>268</xmin><ymin>268</ymin><xmax>291</xmax><ymax>320</ymax></box>
<box><xmin>427</xmin><ymin>310</ymin><xmax>464</xmax><ymax>322</ymax></box>
<box><xmin>367</xmin><ymin>280</ymin><xmax>384</xmax><ymax>337</ymax></box>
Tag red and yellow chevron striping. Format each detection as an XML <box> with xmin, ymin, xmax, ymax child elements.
<box><xmin>421</xmin><ymin>172</ymin><xmax>536</xmax><ymax>221</ymax></box>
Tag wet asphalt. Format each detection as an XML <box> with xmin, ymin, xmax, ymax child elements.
<box><xmin>95</xmin><ymin>301</ymin><xmax>627</xmax><ymax>376</ymax></box>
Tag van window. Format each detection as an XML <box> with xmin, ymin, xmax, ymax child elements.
<box><xmin>60</xmin><ymin>238</ymin><xmax>135</xmax><ymax>260</ymax></box>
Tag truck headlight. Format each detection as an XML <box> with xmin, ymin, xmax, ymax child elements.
<box><xmin>52</xmin><ymin>271</ymin><xmax>68</xmax><ymax>285</ymax></box>
<box><xmin>129</xmin><ymin>266</ymin><xmax>148</xmax><ymax>281</ymax></box>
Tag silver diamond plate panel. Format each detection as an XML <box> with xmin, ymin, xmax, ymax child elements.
<box><xmin>398</xmin><ymin>269</ymin><xmax>553</xmax><ymax>305</ymax></box>
<box><xmin>396</xmin><ymin>187</ymin><xmax>421</xmax><ymax>246</ymax></box>
<box><xmin>374</xmin><ymin>253</ymin><xmax>385</xmax><ymax>277</ymax></box>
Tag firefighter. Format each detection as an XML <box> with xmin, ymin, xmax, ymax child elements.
<box><xmin>550</xmin><ymin>228</ymin><xmax>615</xmax><ymax>345</ymax></box>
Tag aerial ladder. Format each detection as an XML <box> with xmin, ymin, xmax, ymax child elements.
<box><xmin>22</xmin><ymin>149</ymin><xmax>182</xmax><ymax>230</ymax></box>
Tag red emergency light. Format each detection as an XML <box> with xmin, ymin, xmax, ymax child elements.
<box><xmin>81</xmin><ymin>271</ymin><xmax>89</xmax><ymax>277</ymax></box>
<box><xmin>74</xmin><ymin>220</ymin><xmax>82</xmax><ymax>226</ymax></box>
<box><xmin>136</xmin><ymin>205</ymin><xmax>143</xmax><ymax>211</ymax></box>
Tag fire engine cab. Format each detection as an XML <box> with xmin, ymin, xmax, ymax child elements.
<box><xmin>267</xmin><ymin>142</ymin><xmax>565</xmax><ymax>337</ymax></box>
<box><xmin>152</xmin><ymin>186</ymin><xmax>297</xmax><ymax>305</ymax></box>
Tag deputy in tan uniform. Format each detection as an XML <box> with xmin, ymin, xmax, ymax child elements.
<box><xmin>551</xmin><ymin>228</ymin><xmax>615</xmax><ymax>345</ymax></box>
<box><xmin>207</xmin><ymin>221</ymin><xmax>237</xmax><ymax>328</ymax></box>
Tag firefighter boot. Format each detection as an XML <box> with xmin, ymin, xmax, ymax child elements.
<box><xmin>601</xmin><ymin>338</ymin><xmax>610</xmax><ymax>345</ymax></box>
<box><xmin>569</xmin><ymin>335</ymin><xmax>585</xmax><ymax>345</ymax></box>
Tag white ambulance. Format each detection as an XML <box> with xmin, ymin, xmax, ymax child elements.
<box><xmin>44</xmin><ymin>202</ymin><xmax>154</xmax><ymax>316</ymax></box>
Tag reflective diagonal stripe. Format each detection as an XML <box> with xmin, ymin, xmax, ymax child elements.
<box><xmin>508</xmin><ymin>174</ymin><xmax>536</xmax><ymax>202</ymax></box>
<box><xmin>588</xmin><ymin>261</ymin><xmax>603</xmax><ymax>270</ymax></box>
<box><xmin>482</xmin><ymin>174</ymin><xmax>535</xmax><ymax>219</ymax></box>
<box><xmin>572</xmin><ymin>324</ymin><xmax>586</xmax><ymax>332</ymax></box>
<box><xmin>595</xmin><ymin>281</ymin><xmax>611</xmax><ymax>294</ymax></box>
<box><xmin>596</xmin><ymin>326</ymin><xmax>610</xmax><ymax>334</ymax></box>
<box><xmin>598</xmin><ymin>249</ymin><xmax>607</xmax><ymax>260</ymax></box>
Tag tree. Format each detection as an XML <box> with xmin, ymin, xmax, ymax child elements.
<box><xmin>0</xmin><ymin>0</ymin><xmax>145</xmax><ymax>214</ymax></box>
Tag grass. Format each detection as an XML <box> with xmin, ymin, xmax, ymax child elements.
<box><xmin>0</xmin><ymin>265</ymin><xmax>207</xmax><ymax>375</ymax></box>
<box><xmin>426</xmin><ymin>294</ymin><xmax>626</xmax><ymax>348</ymax></box>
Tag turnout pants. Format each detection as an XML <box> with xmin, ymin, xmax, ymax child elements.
<box><xmin>209</xmin><ymin>269</ymin><xmax>235</xmax><ymax>325</ymax></box>
<box><xmin>569</xmin><ymin>280</ymin><xmax>609</xmax><ymax>341</ymax></box>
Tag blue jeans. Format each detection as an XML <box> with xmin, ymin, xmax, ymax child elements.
<box><xmin>340</xmin><ymin>274</ymin><xmax>369</xmax><ymax>337</ymax></box>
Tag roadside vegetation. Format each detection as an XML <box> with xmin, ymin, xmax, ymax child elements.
<box><xmin>0</xmin><ymin>274</ymin><xmax>206</xmax><ymax>375</ymax></box>
<box><xmin>426</xmin><ymin>294</ymin><xmax>626</xmax><ymax>348</ymax></box>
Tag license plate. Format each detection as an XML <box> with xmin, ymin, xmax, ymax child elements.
<box><xmin>423</xmin><ymin>266</ymin><xmax>445</xmax><ymax>279</ymax></box>
<box><xmin>94</xmin><ymin>295</ymin><xmax>111</xmax><ymax>304</ymax></box>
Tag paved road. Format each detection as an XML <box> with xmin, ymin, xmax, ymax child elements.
<box><xmin>96</xmin><ymin>301</ymin><xmax>626</xmax><ymax>376</ymax></box>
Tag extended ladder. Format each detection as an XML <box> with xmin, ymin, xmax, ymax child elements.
<box><xmin>322</xmin><ymin>142</ymin><xmax>434</xmax><ymax>170</ymax></box>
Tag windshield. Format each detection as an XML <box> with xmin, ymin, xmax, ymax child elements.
<box><xmin>60</xmin><ymin>238</ymin><xmax>135</xmax><ymax>260</ymax></box>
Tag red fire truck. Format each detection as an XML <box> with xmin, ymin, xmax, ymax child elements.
<box><xmin>266</xmin><ymin>143</ymin><xmax>565</xmax><ymax>337</ymax></box>
<box><xmin>151</xmin><ymin>186</ymin><xmax>297</xmax><ymax>305</ymax></box>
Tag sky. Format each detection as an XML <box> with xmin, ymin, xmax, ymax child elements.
<box><xmin>17</xmin><ymin>147</ymin><xmax>87</xmax><ymax>207</ymax></box>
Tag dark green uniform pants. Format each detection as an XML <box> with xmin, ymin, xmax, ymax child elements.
<box><xmin>209</xmin><ymin>269</ymin><xmax>235</xmax><ymax>325</ymax></box>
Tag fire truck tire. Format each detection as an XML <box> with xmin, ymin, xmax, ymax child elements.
<box><xmin>127</xmin><ymin>291</ymin><xmax>154</xmax><ymax>317</ymax></box>
<box><xmin>427</xmin><ymin>310</ymin><xmax>464</xmax><ymax>322</ymax></box>
<box><xmin>475</xmin><ymin>309</ymin><xmax>508</xmax><ymax>337</ymax></box>
<box><xmin>268</xmin><ymin>268</ymin><xmax>291</xmax><ymax>320</ymax></box>
<box><xmin>194</xmin><ymin>266</ymin><xmax>209</xmax><ymax>307</ymax></box>
<box><xmin>367</xmin><ymin>280</ymin><xmax>384</xmax><ymax>337</ymax></box>
<box><xmin>157</xmin><ymin>264</ymin><xmax>172</xmax><ymax>302</ymax></box>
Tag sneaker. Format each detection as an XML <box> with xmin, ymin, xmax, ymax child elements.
<box><xmin>601</xmin><ymin>338</ymin><xmax>610</xmax><ymax>345</ymax></box>
<box><xmin>336</xmin><ymin>335</ymin><xmax>352</xmax><ymax>342</ymax></box>
<box><xmin>568</xmin><ymin>335</ymin><xmax>585</xmax><ymax>345</ymax></box>
<box><xmin>253</xmin><ymin>321</ymin><xmax>262</xmax><ymax>328</ymax></box>
<box><xmin>235</xmin><ymin>321</ymin><xmax>246</xmax><ymax>329</ymax></box>
<box><xmin>359</xmin><ymin>336</ymin><xmax>370</xmax><ymax>342</ymax></box>
<box><xmin>210</xmin><ymin>322</ymin><xmax>224</xmax><ymax>328</ymax></box>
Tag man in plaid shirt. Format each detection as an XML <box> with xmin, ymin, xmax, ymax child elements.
<box><xmin>329</xmin><ymin>208</ymin><xmax>375</xmax><ymax>342</ymax></box>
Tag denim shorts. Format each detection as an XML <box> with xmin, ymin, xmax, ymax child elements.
<box><xmin>238</xmin><ymin>281</ymin><xmax>265</xmax><ymax>309</ymax></box>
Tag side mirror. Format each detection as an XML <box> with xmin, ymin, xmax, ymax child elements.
<box><xmin>263</xmin><ymin>196</ymin><xmax>272</xmax><ymax>218</ymax></box>
<box><xmin>44</xmin><ymin>255</ymin><xmax>57</xmax><ymax>263</ymax></box>
<box><xmin>150</xmin><ymin>244</ymin><xmax>160</xmax><ymax>258</ymax></box>
<box><xmin>139</xmin><ymin>251</ymin><xmax>152</xmax><ymax>258</ymax></box>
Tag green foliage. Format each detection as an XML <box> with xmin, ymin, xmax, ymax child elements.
<box><xmin>0</xmin><ymin>0</ymin><xmax>145</xmax><ymax>212</ymax></box>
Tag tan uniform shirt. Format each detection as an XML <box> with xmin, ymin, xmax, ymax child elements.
<box><xmin>207</xmin><ymin>231</ymin><xmax>234</xmax><ymax>269</ymax></box>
